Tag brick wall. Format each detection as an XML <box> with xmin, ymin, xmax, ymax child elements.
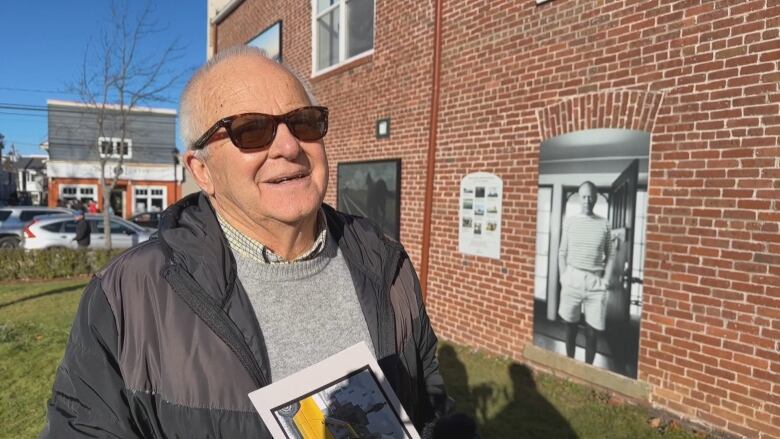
<box><xmin>215</xmin><ymin>1</ymin><xmax>779</xmax><ymax>437</ymax></box>
<box><xmin>216</xmin><ymin>0</ymin><xmax>435</xmax><ymax>266</ymax></box>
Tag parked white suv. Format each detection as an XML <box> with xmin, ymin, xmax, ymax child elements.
<box><xmin>0</xmin><ymin>207</ymin><xmax>74</xmax><ymax>248</ymax></box>
<box><xmin>21</xmin><ymin>214</ymin><xmax>153</xmax><ymax>250</ymax></box>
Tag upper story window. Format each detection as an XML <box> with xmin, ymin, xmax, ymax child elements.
<box><xmin>313</xmin><ymin>0</ymin><xmax>374</xmax><ymax>73</ymax></box>
<box><xmin>98</xmin><ymin>136</ymin><xmax>132</xmax><ymax>159</ymax></box>
<box><xmin>248</xmin><ymin>21</ymin><xmax>282</xmax><ymax>62</ymax></box>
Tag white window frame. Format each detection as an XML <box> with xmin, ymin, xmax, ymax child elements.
<box><xmin>60</xmin><ymin>184</ymin><xmax>98</xmax><ymax>202</ymax></box>
<box><xmin>98</xmin><ymin>136</ymin><xmax>133</xmax><ymax>159</ymax></box>
<box><xmin>311</xmin><ymin>0</ymin><xmax>375</xmax><ymax>76</ymax></box>
<box><xmin>132</xmin><ymin>185</ymin><xmax>167</xmax><ymax>214</ymax></box>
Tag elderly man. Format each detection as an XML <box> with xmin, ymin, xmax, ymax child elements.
<box><xmin>558</xmin><ymin>181</ymin><xmax>614</xmax><ymax>365</ymax></box>
<box><xmin>42</xmin><ymin>47</ymin><xmax>451</xmax><ymax>437</ymax></box>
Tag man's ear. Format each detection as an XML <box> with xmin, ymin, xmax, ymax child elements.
<box><xmin>183</xmin><ymin>150</ymin><xmax>215</xmax><ymax>196</ymax></box>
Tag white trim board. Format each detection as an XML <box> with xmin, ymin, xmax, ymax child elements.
<box><xmin>47</xmin><ymin>161</ymin><xmax>181</xmax><ymax>181</ymax></box>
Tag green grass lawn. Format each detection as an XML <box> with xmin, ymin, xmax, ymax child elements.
<box><xmin>1</xmin><ymin>278</ymin><xmax>708</xmax><ymax>438</ymax></box>
<box><xmin>0</xmin><ymin>277</ymin><xmax>88</xmax><ymax>439</ymax></box>
<box><xmin>438</xmin><ymin>344</ymin><xmax>708</xmax><ymax>438</ymax></box>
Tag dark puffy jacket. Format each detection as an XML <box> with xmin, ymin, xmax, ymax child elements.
<box><xmin>41</xmin><ymin>193</ymin><xmax>447</xmax><ymax>438</ymax></box>
<box><xmin>74</xmin><ymin>218</ymin><xmax>90</xmax><ymax>247</ymax></box>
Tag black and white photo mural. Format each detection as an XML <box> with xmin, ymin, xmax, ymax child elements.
<box><xmin>532</xmin><ymin>128</ymin><xmax>650</xmax><ymax>378</ymax></box>
<box><xmin>337</xmin><ymin>159</ymin><xmax>401</xmax><ymax>240</ymax></box>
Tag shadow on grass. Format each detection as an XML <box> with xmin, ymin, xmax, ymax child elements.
<box><xmin>0</xmin><ymin>283</ymin><xmax>87</xmax><ymax>310</ymax></box>
<box><xmin>439</xmin><ymin>345</ymin><xmax>577</xmax><ymax>439</ymax></box>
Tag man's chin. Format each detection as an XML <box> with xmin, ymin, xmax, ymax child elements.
<box><xmin>263</xmin><ymin>203</ymin><xmax>321</xmax><ymax>226</ymax></box>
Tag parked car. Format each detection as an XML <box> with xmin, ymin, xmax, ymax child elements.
<box><xmin>128</xmin><ymin>211</ymin><xmax>161</xmax><ymax>230</ymax></box>
<box><xmin>21</xmin><ymin>214</ymin><xmax>152</xmax><ymax>250</ymax></box>
<box><xmin>0</xmin><ymin>207</ymin><xmax>74</xmax><ymax>248</ymax></box>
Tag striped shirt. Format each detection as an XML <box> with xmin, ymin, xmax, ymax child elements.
<box><xmin>559</xmin><ymin>213</ymin><xmax>613</xmax><ymax>273</ymax></box>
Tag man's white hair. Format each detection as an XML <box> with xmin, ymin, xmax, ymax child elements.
<box><xmin>179</xmin><ymin>45</ymin><xmax>319</xmax><ymax>159</ymax></box>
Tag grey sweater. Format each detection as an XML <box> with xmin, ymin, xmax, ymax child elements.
<box><xmin>230</xmin><ymin>232</ymin><xmax>375</xmax><ymax>382</ymax></box>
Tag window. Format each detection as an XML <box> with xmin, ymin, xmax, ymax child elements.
<box><xmin>534</xmin><ymin>187</ymin><xmax>553</xmax><ymax>300</ymax></box>
<box><xmin>0</xmin><ymin>210</ymin><xmax>11</xmax><ymax>222</ymax></box>
<box><xmin>98</xmin><ymin>136</ymin><xmax>132</xmax><ymax>159</ymax></box>
<box><xmin>313</xmin><ymin>0</ymin><xmax>374</xmax><ymax>73</ymax></box>
<box><xmin>19</xmin><ymin>210</ymin><xmax>57</xmax><ymax>222</ymax></box>
<box><xmin>42</xmin><ymin>223</ymin><xmax>63</xmax><ymax>233</ymax></box>
<box><xmin>63</xmin><ymin>220</ymin><xmax>78</xmax><ymax>233</ymax></box>
<box><xmin>134</xmin><ymin>186</ymin><xmax>166</xmax><ymax>214</ymax></box>
<box><xmin>95</xmin><ymin>220</ymin><xmax>126</xmax><ymax>234</ymax></box>
<box><xmin>88</xmin><ymin>220</ymin><xmax>100</xmax><ymax>234</ymax></box>
<box><xmin>630</xmin><ymin>189</ymin><xmax>648</xmax><ymax>317</ymax></box>
<box><xmin>60</xmin><ymin>185</ymin><xmax>97</xmax><ymax>206</ymax></box>
<box><xmin>248</xmin><ymin>21</ymin><xmax>282</xmax><ymax>62</ymax></box>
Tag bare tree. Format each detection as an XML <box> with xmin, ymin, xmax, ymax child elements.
<box><xmin>71</xmin><ymin>1</ymin><xmax>183</xmax><ymax>249</ymax></box>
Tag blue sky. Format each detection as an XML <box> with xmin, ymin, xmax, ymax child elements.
<box><xmin>0</xmin><ymin>1</ymin><xmax>206</xmax><ymax>156</ymax></box>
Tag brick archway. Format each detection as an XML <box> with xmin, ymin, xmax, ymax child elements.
<box><xmin>536</xmin><ymin>89</ymin><xmax>666</xmax><ymax>140</ymax></box>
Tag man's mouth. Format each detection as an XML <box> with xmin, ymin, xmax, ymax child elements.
<box><xmin>266</xmin><ymin>172</ymin><xmax>309</xmax><ymax>184</ymax></box>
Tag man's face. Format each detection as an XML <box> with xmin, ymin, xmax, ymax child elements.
<box><xmin>578</xmin><ymin>184</ymin><xmax>597</xmax><ymax>215</ymax></box>
<box><xmin>193</xmin><ymin>56</ymin><xmax>328</xmax><ymax>227</ymax></box>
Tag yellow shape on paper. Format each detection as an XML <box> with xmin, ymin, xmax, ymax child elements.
<box><xmin>293</xmin><ymin>397</ymin><xmax>334</xmax><ymax>439</ymax></box>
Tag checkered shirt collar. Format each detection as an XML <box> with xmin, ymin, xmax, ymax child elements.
<box><xmin>216</xmin><ymin>209</ymin><xmax>328</xmax><ymax>264</ymax></box>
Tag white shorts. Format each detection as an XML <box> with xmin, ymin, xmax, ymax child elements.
<box><xmin>558</xmin><ymin>266</ymin><xmax>608</xmax><ymax>331</ymax></box>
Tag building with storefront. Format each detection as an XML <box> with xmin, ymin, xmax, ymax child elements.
<box><xmin>46</xmin><ymin>100</ymin><xmax>182</xmax><ymax>218</ymax></box>
<box><xmin>208</xmin><ymin>1</ymin><xmax>779</xmax><ymax>437</ymax></box>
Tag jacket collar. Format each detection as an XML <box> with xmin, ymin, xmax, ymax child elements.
<box><xmin>158</xmin><ymin>192</ymin><xmax>237</xmax><ymax>306</ymax></box>
<box><xmin>157</xmin><ymin>193</ymin><xmax>402</xmax><ymax>306</ymax></box>
<box><xmin>322</xmin><ymin>204</ymin><xmax>404</xmax><ymax>290</ymax></box>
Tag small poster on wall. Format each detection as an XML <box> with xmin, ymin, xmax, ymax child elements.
<box><xmin>459</xmin><ymin>172</ymin><xmax>502</xmax><ymax>259</ymax></box>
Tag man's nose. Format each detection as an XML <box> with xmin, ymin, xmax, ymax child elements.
<box><xmin>266</xmin><ymin>123</ymin><xmax>302</xmax><ymax>159</ymax></box>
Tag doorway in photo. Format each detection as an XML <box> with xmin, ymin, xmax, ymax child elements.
<box><xmin>532</xmin><ymin>128</ymin><xmax>650</xmax><ymax>379</ymax></box>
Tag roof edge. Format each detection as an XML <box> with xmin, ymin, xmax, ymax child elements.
<box><xmin>46</xmin><ymin>99</ymin><xmax>177</xmax><ymax>115</ymax></box>
<box><xmin>211</xmin><ymin>0</ymin><xmax>246</xmax><ymax>25</ymax></box>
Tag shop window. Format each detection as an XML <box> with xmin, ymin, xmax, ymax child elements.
<box><xmin>60</xmin><ymin>185</ymin><xmax>97</xmax><ymax>207</ymax></box>
<box><xmin>134</xmin><ymin>186</ymin><xmax>166</xmax><ymax>214</ymax></box>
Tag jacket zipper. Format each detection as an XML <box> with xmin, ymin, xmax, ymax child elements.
<box><xmin>162</xmin><ymin>265</ymin><xmax>269</xmax><ymax>387</ymax></box>
<box><xmin>378</xmin><ymin>240</ymin><xmax>402</xmax><ymax>359</ymax></box>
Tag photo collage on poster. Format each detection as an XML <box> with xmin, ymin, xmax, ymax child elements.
<box><xmin>532</xmin><ymin>128</ymin><xmax>650</xmax><ymax>378</ymax></box>
<box><xmin>459</xmin><ymin>173</ymin><xmax>502</xmax><ymax>259</ymax></box>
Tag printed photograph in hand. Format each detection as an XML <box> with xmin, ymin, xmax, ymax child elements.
<box><xmin>272</xmin><ymin>368</ymin><xmax>412</xmax><ymax>439</ymax></box>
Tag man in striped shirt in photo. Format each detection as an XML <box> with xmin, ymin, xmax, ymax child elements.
<box><xmin>558</xmin><ymin>181</ymin><xmax>615</xmax><ymax>365</ymax></box>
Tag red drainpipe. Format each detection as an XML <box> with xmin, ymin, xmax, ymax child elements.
<box><xmin>419</xmin><ymin>0</ymin><xmax>444</xmax><ymax>301</ymax></box>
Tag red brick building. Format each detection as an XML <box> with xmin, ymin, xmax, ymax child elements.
<box><xmin>210</xmin><ymin>1</ymin><xmax>779</xmax><ymax>437</ymax></box>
